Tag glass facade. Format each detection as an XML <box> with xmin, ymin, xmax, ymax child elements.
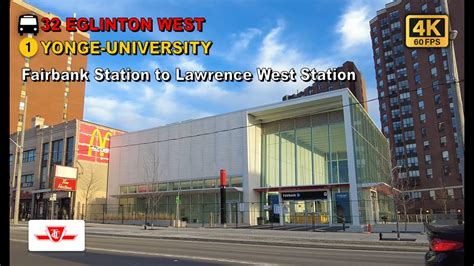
<box><xmin>262</xmin><ymin>111</ymin><xmax>349</xmax><ymax>187</ymax></box>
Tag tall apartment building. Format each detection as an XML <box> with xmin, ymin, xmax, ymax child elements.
<box><xmin>370</xmin><ymin>0</ymin><xmax>464</xmax><ymax>214</ymax></box>
<box><xmin>9</xmin><ymin>117</ymin><xmax>124</xmax><ymax>220</ymax></box>
<box><xmin>10</xmin><ymin>0</ymin><xmax>89</xmax><ymax>134</ymax></box>
<box><xmin>282</xmin><ymin>61</ymin><xmax>368</xmax><ymax>111</ymax></box>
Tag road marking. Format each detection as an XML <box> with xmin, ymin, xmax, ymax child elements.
<box><xmin>10</xmin><ymin>239</ymin><xmax>267</xmax><ymax>265</ymax></box>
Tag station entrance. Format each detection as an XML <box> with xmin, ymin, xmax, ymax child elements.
<box><xmin>281</xmin><ymin>191</ymin><xmax>331</xmax><ymax>225</ymax></box>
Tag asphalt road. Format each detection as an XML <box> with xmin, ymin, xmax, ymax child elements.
<box><xmin>11</xmin><ymin>229</ymin><xmax>425</xmax><ymax>265</ymax></box>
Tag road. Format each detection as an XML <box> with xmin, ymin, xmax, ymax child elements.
<box><xmin>11</xmin><ymin>229</ymin><xmax>425</xmax><ymax>265</ymax></box>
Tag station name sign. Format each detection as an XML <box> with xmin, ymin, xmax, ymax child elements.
<box><xmin>281</xmin><ymin>191</ymin><xmax>328</xmax><ymax>201</ymax></box>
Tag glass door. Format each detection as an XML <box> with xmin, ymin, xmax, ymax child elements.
<box><xmin>315</xmin><ymin>200</ymin><xmax>329</xmax><ymax>224</ymax></box>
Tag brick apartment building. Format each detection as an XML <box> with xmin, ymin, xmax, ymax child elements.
<box><xmin>10</xmin><ymin>0</ymin><xmax>89</xmax><ymax>134</ymax></box>
<box><xmin>369</xmin><ymin>0</ymin><xmax>464</xmax><ymax>214</ymax></box>
<box><xmin>9</xmin><ymin>117</ymin><xmax>124</xmax><ymax>220</ymax></box>
<box><xmin>282</xmin><ymin>61</ymin><xmax>368</xmax><ymax>111</ymax></box>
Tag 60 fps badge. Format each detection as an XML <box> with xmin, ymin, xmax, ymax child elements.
<box><xmin>405</xmin><ymin>15</ymin><xmax>449</xmax><ymax>48</ymax></box>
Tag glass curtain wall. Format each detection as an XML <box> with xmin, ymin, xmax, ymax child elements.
<box><xmin>262</xmin><ymin>111</ymin><xmax>349</xmax><ymax>187</ymax></box>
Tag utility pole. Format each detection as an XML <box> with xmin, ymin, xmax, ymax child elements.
<box><xmin>13</xmin><ymin>96</ymin><xmax>28</xmax><ymax>224</ymax></box>
<box><xmin>441</xmin><ymin>0</ymin><xmax>465</xmax><ymax>187</ymax></box>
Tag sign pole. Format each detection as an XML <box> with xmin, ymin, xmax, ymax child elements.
<box><xmin>220</xmin><ymin>169</ymin><xmax>227</xmax><ymax>226</ymax></box>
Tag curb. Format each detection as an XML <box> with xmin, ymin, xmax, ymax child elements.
<box><xmin>86</xmin><ymin>232</ymin><xmax>428</xmax><ymax>252</ymax></box>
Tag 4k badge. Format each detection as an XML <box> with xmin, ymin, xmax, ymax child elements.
<box><xmin>405</xmin><ymin>15</ymin><xmax>449</xmax><ymax>48</ymax></box>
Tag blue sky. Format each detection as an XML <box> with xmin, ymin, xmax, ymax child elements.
<box><xmin>28</xmin><ymin>0</ymin><xmax>389</xmax><ymax>131</ymax></box>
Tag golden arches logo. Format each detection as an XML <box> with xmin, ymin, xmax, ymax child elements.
<box><xmin>88</xmin><ymin>128</ymin><xmax>113</xmax><ymax>157</ymax></box>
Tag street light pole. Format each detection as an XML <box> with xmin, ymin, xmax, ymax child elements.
<box><xmin>390</xmin><ymin>165</ymin><xmax>401</xmax><ymax>240</ymax></box>
<box><xmin>13</xmin><ymin>96</ymin><xmax>28</xmax><ymax>224</ymax></box>
<box><xmin>441</xmin><ymin>0</ymin><xmax>465</xmax><ymax>186</ymax></box>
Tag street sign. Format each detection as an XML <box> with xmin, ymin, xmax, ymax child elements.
<box><xmin>49</xmin><ymin>193</ymin><xmax>56</xmax><ymax>201</ymax></box>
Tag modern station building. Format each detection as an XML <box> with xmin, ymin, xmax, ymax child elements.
<box><xmin>107</xmin><ymin>89</ymin><xmax>392</xmax><ymax>229</ymax></box>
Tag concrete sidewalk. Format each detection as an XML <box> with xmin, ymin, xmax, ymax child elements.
<box><xmin>10</xmin><ymin>222</ymin><xmax>429</xmax><ymax>252</ymax></box>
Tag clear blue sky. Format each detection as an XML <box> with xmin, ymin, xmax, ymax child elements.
<box><xmin>28</xmin><ymin>0</ymin><xmax>389</xmax><ymax>131</ymax></box>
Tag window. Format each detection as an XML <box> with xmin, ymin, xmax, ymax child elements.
<box><xmin>386</xmin><ymin>61</ymin><xmax>394</xmax><ymax>69</ymax></box>
<box><xmin>383</xmin><ymin>126</ymin><xmax>389</xmax><ymax>136</ymax></box>
<box><xmin>421</xmin><ymin>127</ymin><xmax>427</xmax><ymax>137</ymax></box>
<box><xmin>442</xmin><ymin>151</ymin><xmax>449</xmax><ymax>161</ymax></box>
<box><xmin>415</xmin><ymin>74</ymin><xmax>421</xmax><ymax>84</ymax></box>
<box><xmin>22</xmin><ymin>149</ymin><xmax>35</xmax><ymax>163</ymax></box>
<box><xmin>409</xmin><ymin>170</ymin><xmax>420</xmax><ymax>177</ymax></box>
<box><xmin>21</xmin><ymin>174</ymin><xmax>34</xmax><ymax>188</ymax></box>
<box><xmin>413</xmin><ymin>62</ymin><xmax>419</xmax><ymax>73</ymax></box>
<box><xmin>447</xmin><ymin>189</ymin><xmax>454</xmax><ymax>199</ymax></box>
<box><xmin>382</xmin><ymin>28</ymin><xmax>390</xmax><ymax>38</ymax></box>
<box><xmin>407</xmin><ymin>157</ymin><xmax>418</xmax><ymax>166</ymax></box>
<box><xmin>395</xmin><ymin>56</ymin><xmax>405</xmax><ymax>66</ymax></box>
<box><xmin>394</xmin><ymin>133</ymin><xmax>403</xmax><ymax>143</ymax></box>
<box><xmin>438</xmin><ymin>122</ymin><xmax>445</xmax><ymax>132</ymax></box>
<box><xmin>397</xmin><ymin>68</ymin><xmax>407</xmax><ymax>78</ymax></box>
<box><xmin>411</xmin><ymin>50</ymin><xmax>417</xmax><ymax>59</ymax></box>
<box><xmin>372</xmin><ymin>26</ymin><xmax>377</xmax><ymax>33</ymax></box>
<box><xmin>411</xmin><ymin>191</ymin><xmax>421</xmax><ymax>199</ymax></box>
<box><xmin>403</xmin><ymin>117</ymin><xmax>414</xmax><ymax>127</ymax></box>
<box><xmin>9</xmin><ymin>154</ymin><xmax>13</xmax><ymax>165</ymax></box>
<box><xmin>424</xmin><ymin>140</ymin><xmax>430</xmax><ymax>150</ymax></box>
<box><xmin>391</xmin><ymin>109</ymin><xmax>400</xmax><ymax>119</ymax></box>
<box><xmin>399</xmin><ymin>91</ymin><xmax>410</xmax><ymax>100</ymax></box>
<box><xmin>431</xmin><ymin>67</ymin><xmax>438</xmax><ymax>77</ymax></box>
<box><xmin>440</xmin><ymin>136</ymin><xmax>447</xmax><ymax>147</ymax></box>
<box><xmin>401</xmin><ymin>105</ymin><xmax>412</xmax><ymax>115</ymax></box>
<box><xmin>374</xmin><ymin>37</ymin><xmax>379</xmax><ymax>45</ymax></box>
<box><xmin>379</xmin><ymin>90</ymin><xmax>384</xmax><ymax>98</ymax></box>
<box><xmin>406</xmin><ymin>143</ymin><xmax>417</xmax><ymax>153</ymax></box>
<box><xmin>387</xmin><ymin>73</ymin><xmax>396</xmax><ymax>82</ymax></box>
<box><xmin>429</xmin><ymin>190</ymin><xmax>436</xmax><ymax>200</ymax></box>
<box><xmin>426</xmin><ymin>168</ymin><xmax>433</xmax><ymax>178</ymax></box>
<box><xmin>429</xmin><ymin>54</ymin><xmax>436</xmax><ymax>64</ymax></box>
<box><xmin>432</xmin><ymin>80</ymin><xmax>440</xmax><ymax>92</ymax></box>
<box><xmin>404</xmin><ymin>130</ymin><xmax>415</xmax><ymax>141</ymax></box>
<box><xmin>389</xmin><ymin>10</ymin><xmax>399</xmax><ymax>20</ymax></box>
<box><xmin>443</xmin><ymin>60</ymin><xmax>448</xmax><ymax>70</ymax></box>
<box><xmin>420</xmin><ymin>113</ymin><xmax>426</xmax><ymax>123</ymax></box>
<box><xmin>425</xmin><ymin>155</ymin><xmax>432</xmax><ymax>164</ymax></box>
<box><xmin>393</xmin><ymin>121</ymin><xmax>401</xmax><ymax>131</ymax></box>
<box><xmin>436</xmin><ymin>108</ymin><xmax>443</xmax><ymax>118</ymax></box>
<box><xmin>416</xmin><ymin>88</ymin><xmax>423</xmax><ymax>97</ymax></box>
<box><xmin>66</xmin><ymin>137</ymin><xmax>74</xmax><ymax>166</ymax></box>
<box><xmin>393</xmin><ymin>44</ymin><xmax>403</xmax><ymax>53</ymax></box>
<box><xmin>405</xmin><ymin>3</ymin><xmax>411</xmax><ymax>11</ymax></box>
<box><xmin>434</xmin><ymin>94</ymin><xmax>441</xmax><ymax>105</ymax></box>
<box><xmin>390</xmin><ymin>97</ymin><xmax>399</xmax><ymax>106</ymax></box>
<box><xmin>444</xmin><ymin>166</ymin><xmax>451</xmax><ymax>176</ymax></box>
<box><xmin>395</xmin><ymin>146</ymin><xmax>404</xmax><ymax>156</ymax></box>
<box><xmin>40</xmin><ymin>142</ymin><xmax>49</xmax><ymax>189</ymax></box>
<box><xmin>51</xmin><ymin>139</ymin><xmax>64</xmax><ymax>164</ymax></box>
<box><xmin>418</xmin><ymin>100</ymin><xmax>425</xmax><ymax>110</ymax></box>
<box><xmin>383</xmin><ymin>39</ymin><xmax>391</xmax><ymax>49</ymax></box>
<box><xmin>378</xmin><ymin>79</ymin><xmax>384</xmax><ymax>88</ymax></box>
<box><xmin>398</xmin><ymin>80</ymin><xmax>408</xmax><ymax>89</ymax></box>
<box><xmin>422</xmin><ymin>4</ymin><xmax>428</xmax><ymax>13</ymax></box>
<box><xmin>384</xmin><ymin>50</ymin><xmax>393</xmax><ymax>58</ymax></box>
<box><xmin>435</xmin><ymin>5</ymin><xmax>442</xmax><ymax>13</ymax></box>
<box><xmin>442</xmin><ymin>48</ymin><xmax>447</xmax><ymax>57</ymax></box>
<box><xmin>376</xmin><ymin>58</ymin><xmax>381</xmax><ymax>66</ymax></box>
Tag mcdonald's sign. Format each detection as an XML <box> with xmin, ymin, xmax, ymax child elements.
<box><xmin>77</xmin><ymin>122</ymin><xmax>123</xmax><ymax>163</ymax></box>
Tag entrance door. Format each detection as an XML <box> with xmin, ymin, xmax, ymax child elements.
<box><xmin>315</xmin><ymin>200</ymin><xmax>329</xmax><ymax>224</ymax></box>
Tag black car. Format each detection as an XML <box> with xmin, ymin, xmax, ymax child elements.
<box><xmin>18</xmin><ymin>14</ymin><xmax>39</xmax><ymax>35</ymax></box>
<box><xmin>425</xmin><ymin>223</ymin><xmax>464</xmax><ymax>265</ymax></box>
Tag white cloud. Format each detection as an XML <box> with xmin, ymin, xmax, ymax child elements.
<box><xmin>175</xmin><ymin>58</ymin><xmax>205</xmax><ymax>72</ymax></box>
<box><xmin>225</xmin><ymin>28</ymin><xmax>262</xmax><ymax>61</ymax></box>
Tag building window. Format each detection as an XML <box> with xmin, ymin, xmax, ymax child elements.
<box><xmin>397</xmin><ymin>68</ymin><xmax>407</xmax><ymax>78</ymax></box>
<box><xmin>429</xmin><ymin>54</ymin><xmax>436</xmax><ymax>64</ymax></box>
<box><xmin>421</xmin><ymin>127</ymin><xmax>427</xmax><ymax>137</ymax></box>
<box><xmin>431</xmin><ymin>67</ymin><xmax>438</xmax><ymax>77</ymax></box>
<box><xmin>413</xmin><ymin>62</ymin><xmax>419</xmax><ymax>73</ymax></box>
<box><xmin>407</xmin><ymin>157</ymin><xmax>418</xmax><ymax>167</ymax></box>
<box><xmin>40</xmin><ymin>142</ymin><xmax>50</xmax><ymax>189</ymax></box>
<box><xmin>401</xmin><ymin>105</ymin><xmax>412</xmax><ymax>115</ymax></box>
<box><xmin>425</xmin><ymin>154</ymin><xmax>432</xmax><ymax>164</ymax></box>
<box><xmin>408</xmin><ymin>170</ymin><xmax>420</xmax><ymax>177</ymax></box>
<box><xmin>403</xmin><ymin>117</ymin><xmax>414</xmax><ymax>128</ymax></box>
<box><xmin>440</xmin><ymin>136</ymin><xmax>447</xmax><ymax>147</ymax></box>
<box><xmin>21</xmin><ymin>174</ymin><xmax>34</xmax><ymax>188</ymax></box>
<box><xmin>395</xmin><ymin>56</ymin><xmax>406</xmax><ymax>66</ymax></box>
<box><xmin>435</xmin><ymin>5</ymin><xmax>442</xmax><ymax>13</ymax></box>
<box><xmin>424</xmin><ymin>141</ymin><xmax>430</xmax><ymax>150</ymax></box>
<box><xmin>447</xmin><ymin>189</ymin><xmax>454</xmax><ymax>199</ymax></box>
<box><xmin>416</xmin><ymin>88</ymin><xmax>423</xmax><ymax>97</ymax></box>
<box><xmin>387</xmin><ymin>73</ymin><xmax>396</xmax><ymax>82</ymax></box>
<box><xmin>418</xmin><ymin>100</ymin><xmax>425</xmax><ymax>110</ymax></box>
<box><xmin>426</xmin><ymin>168</ymin><xmax>433</xmax><ymax>178</ymax></box>
<box><xmin>442</xmin><ymin>151</ymin><xmax>449</xmax><ymax>161</ymax></box>
<box><xmin>415</xmin><ymin>74</ymin><xmax>421</xmax><ymax>84</ymax></box>
<box><xmin>444</xmin><ymin>165</ymin><xmax>451</xmax><ymax>176</ymax></box>
<box><xmin>438</xmin><ymin>122</ymin><xmax>445</xmax><ymax>132</ymax></box>
<box><xmin>9</xmin><ymin>154</ymin><xmax>13</xmax><ymax>165</ymax></box>
<box><xmin>389</xmin><ymin>10</ymin><xmax>399</xmax><ymax>20</ymax></box>
<box><xmin>429</xmin><ymin>190</ymin><xmax>436</xmax><ymax>200</ymax></box>
<box><xmin>443</xmin><ymin>60</ymin><xmax>448</xmax><ymax>70</ymax></box>
<box><xmin>22</xmin><ymin>149</ymin><xmax>36</xmax><ymax>163</ymax></box>
<box><xmin>404</xmin><ymin>130</ymin><xmax>415</xmax><ymax>141</ymax></box>
<box><xmin>442</xmin><ymin>48</ymin><xmax>447</xmax><ymax>57</ymax></box>
<box><xmin>406</xmin><ymin>143</ymin><xmax>417</xmax><ymax>153</ymax></box>
<box><xmin>432</xmin><ymin>80</ymin><xmax>440</xmax><ymax>92</ymax></box>
<box><xmin>382</xmin><ymin>28</ymin><xmax>390</xmax><ymax>38</ymax></box>
<box><xmin>374</xmin><ymin>37</ymin><xmax>379</xmax><ymax>45</ymax></box>
<box><xmin>434</xmin><ymin>94</ymin><xmax>441</xmax><ymax>105</ymax></box>
<box><xmin>436</xmin><ymin>108</ymin><xmax>443</xmax><ymax>118</ymax></box>
<box><xmin>405</xmin><ymin>3</ymin><xmax>411</xmax><ymax>11</ymax></box>
<box><xmin>420</xmin><ymin>113</ymin><xmax>426</xmax><ymax>123</ymax></box>
<box><xmin>66</xmin><ymin>137</ymin><xmax>74</xmax><ymax>166</ymax></box>
<box><xmin>422</xmin><ymin>4</ymin><xmax>428</xmax><ymax>13</ymax></box>
<box><xmin>411</xmin><ymin>50</ymin><xmax>417</xmax><ymax>59</ymax></box>
<box><xmin>51</xmin><ymin>139</ymin><xmax>64</xmax><ymax>164</ymax></box>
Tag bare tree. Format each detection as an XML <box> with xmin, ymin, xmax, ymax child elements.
<box><xmin>77</xmin><ymin>162</ymin><xmax>101</xmax><ymax>220</ymax></box>
<box><xmin>143</xmin><ymin>146</ymin><xmax>164</xmax><ymax>227</ymax></box>
<box><xmin>390</xmin><ymin>166</ymin><xmax>417</xmax><ymax>232</ymax></box>
<box><xmin>436</xmin><ymin>172</ymin><xmax>450</xmax><ymax>215</ymax></box>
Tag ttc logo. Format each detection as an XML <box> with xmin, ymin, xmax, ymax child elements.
<box><xmin>35</xmin><ymin>226</ymin><xmax>77</xmax><ymax>242</ymax></box>
<box><xmin>29</xmin><ymin>220</ymin><xmax>85</xmax><ymax>251</ymax></box>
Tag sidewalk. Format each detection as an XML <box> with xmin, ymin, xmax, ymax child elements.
<box><xmin>11</xmin><ymin>222</ymin><xmax>429</xmax><ymax>252</ymax></box>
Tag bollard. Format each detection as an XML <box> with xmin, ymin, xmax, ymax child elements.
<box><xmin>379</xmin><ymin>233</ymin><xmax>383</xmax><ymax>240</ymax></box>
